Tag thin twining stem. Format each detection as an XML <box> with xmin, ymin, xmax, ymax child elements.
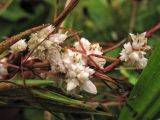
<box><xmin>0</xmin><ymin>24</ymin><xmax>49</xmax><ymax>53</ymax></box>
<box><xmin>103</xmin><ymin>39</ymin><xmax>126</xmax><ymax>53</ymax></box>
<box><xmin>94</xmin><ymin>71</ymin><xmax>117</xmax><ymax>84</ymax></box>
<box><xmin>54</xmin><ymin>0</ymin><xmax>80</xmax><ymax>27</ymax></box>
<box><xmin>114</xmin><ymin>67</ymin><xmax>142</xmax><ymax>70</ymax></box>
<box><xmin>53</xmin><ymin>0</ymin><xmax>59</xmax><ymax>22</ymax></box>
<box><xmin>103</xmin><ymin>59</ymin><xmax>121</xmax><ymax>72</ymax></box>
<box><xmin>0</xmin><ymin>61</ymin><xmax>26</xmax><ymax>70</ymax></box>
<box><xmin>146</xmin><ymin>23</ymin><xmax>160</xmax><ymax>37</ymax></box>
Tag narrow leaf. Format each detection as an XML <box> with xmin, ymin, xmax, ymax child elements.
<box><xmin>118</xmin><ymin>40</ymin><xmax>160</xmax><ymax>120</ymax></box>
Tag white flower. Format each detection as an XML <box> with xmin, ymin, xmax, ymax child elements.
<box><xmin>128</xmin><ymin>51</ymin><xmax>148</xmax><ymax>69</ymax></box>
<box><xmin>62</xmin><ymin>49</ymin><xmax>97</xmax><ymax>94</ymax></box>
<box><xmin>49</xmin><ymin>46</ymin><xmax>66</xmax><ymax>73</ymax></box>
<box><xmin>80</xmin><ymin>80</ymin><xmax>97</xmax><ymax>94</ymax></box>
<box><xmin>28</xmin><ymin>25</ymin><xmax>55</xmax><ymax>60</ymax></box>
<box><xmin>120</xmin><ymin>42</ymin><xmax>132</xmax><ymax>61</ymax></box>
<box><xmin>74</xmin><ymin>38</ymin><xmax>106</xmax><ymax>68</ymax></box>
<box><xmin>136</xmin><ymin>57</ymin><xmax>148</xmax><ymax>69</ymax></box>
<box><xmin>74</xmin><ymin>38</ymin><xmax>91</xmax><ymax>51</ymax></box>
<box><xmin>28</xmin><ymin>25</ymin><xmax>68</xmax><ymax>63</ymax></box>
<box><xmin>0</xmin><ymin>58</ymin><xmax>8</xmax><ymax>79</ymax></box>
<box><xmin>130</xmin><ymin>32</ymin><xmax>151</xmax><ymax>50</ymax></box>
<box><xmin>65</xmin><ymin>65</ymin><xmax>97</xmax><ymax>94</ymax></box>
<box><xmin>49</xmin><ymin>33</ymin><xmax>67</xmax><ymax>44</ymax></box>
<box><xmin>66</xmin><ymin>78</ymin><xmax>79</xmax><ymax>91</ymax></box>
<box><xmin>11</xmin><ymin>39</ymin><xmax>27</xmax><ymax>53</ymax></box>
<box><xmin>47</xmin><ymin>33</ymin><xmax>67</xmax><ymax>73</ymax></box>
<box><xmin>38</xmin><ymin>25</ymin><xmax>55</xmax><ymax>39</ymax></box>
<box><xmin>28</xmin><ymin>33</ymin><xmax>97</xmax><ymax>94</ymax></box>
<box><xmin>120</xmin><ymin>32</ymin><xmax>150</xmax><ymax>69</ymax></box>
<box><xmin>63</xmin><ymin>49</ymin><xmax>86</xmax><ymax>67</ymax></box>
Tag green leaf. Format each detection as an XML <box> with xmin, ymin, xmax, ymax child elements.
<box><xmin>31</xmin><ymin>90</ymin><xmax>113</xmax><ymax>116</ymax></box>
<box><xmin>120</xmin><ymin>69</ymin><xmax>138</xmax><ymax>85</ymax></box>
<box><xmin>0</xmin><ymin>87</ymin><xmax>113</xmax><ymax>116</ymax></box>
<box><xmin>118</xmin><ymin>40</ymin><xmax>160</xmax><ymax>120</ymax></box>
<box><xmin>32</xmin><ymin>90</ymin><xmax>90</xmax><ymax>109</ymax></box>
<box><xmin>14</xmin><ymin>79</ymin><xmax>55</xmax><ymax>86</ymax></box>
<box><xmin>0</xmin><ymin>79</ymin><xmax>55</xmax><ymax>86</ymax></box>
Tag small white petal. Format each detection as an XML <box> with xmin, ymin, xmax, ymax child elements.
<box><xmin>77</xmin><ymin>71</ymin><xmax>89</xmax><ymax>82</ymax></box>
<box><xmin>84</xmin><ymin>67</ymin><xmax>95</xmax><ymax>75</ymax></box>
<box><xmin>49</xmin><ymin>33</ymin><xmax>67</xmax><ymax>43</ymax></box>
<box><xmin>11</xmin><ymin>39</ymin><xmax>27</xmax><ymax>53</ymax></box>
<box><xmin>38</xmin><ymin>25</ymin><xmax>55</xmax><ymax>38</ymax></box>
<box><xmin>66</xmin><ymin>71</ymin><xmax>76</xmax><ymax>78</ymax></box>
<box><xmin>129</xmin><ymin>33</ymin><xmax>137</xmax><ymax>41</ymax></box>
<box><xmin>137</xmin><ymin>58</ymin><xmax>148</xmax><ymax>69</ymax></box>
<box><xmin>75</xmin><ymin>65</ymin><xmax>84</xmax><ymax>73</ymax></box>
<box><xmin>120</xmin><ymin>42</ymin><xmax>133</xmax><ymax>62</ymax></box>
<box><xmin>129</xmin><ymin>52</ymin><xmax>140</xmax><ymax>61</ymax></box>
<box><xmin>81</xmin><ymin>80</ymin><xmax>97</xmax><ymax>94</ymax></box>
<box><xmin>123</xmin><ymin>42</ymin><xmax>132</xmax><ymax>54</ymax></box>
<box><xmin>120</xmin><ymin>49</ymin><xmax>128</xmax><ymax>61</ymax></box>
<box><xmin>139</xmin><ymin>32</ymin><xmax>146</xmax><ymax>39</ymax></box>
<box><xmin>66</xmin><ymin>79</ymin><xmax>79</xmax><ymax>91</ymax></box>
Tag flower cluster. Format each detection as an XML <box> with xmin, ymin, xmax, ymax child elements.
<box><xmin>9</xmin><ymin>24</ymin><xmax>152</xmax><ymax>94</ymax></box>
<box><xmin>63</xmin><ymin>49</ymin><xmax>96</xmax><ymax>94</ymax></box>
<box><xmin>74</xmin><ymin>38</ymin><xmax>106</xmax><ymax>68</ymax></box>
<box><xmin>10</xmin><ymin>25</ymin><xmax>107</xmax><ymax>94</ymax></box>
<box><xmin>61</xmin><ymin>38</ymin><xmax>106</xmax><ymax>94</ymax></box>
<box><xmin>120</xmin><ymin>32</ymin><xmax>151</xmax><ymax>69</ymax></box>
<box><xmin>28</xmin><ymin>25</ymin><xmax>55</xmax><ymax>60</ymax></box>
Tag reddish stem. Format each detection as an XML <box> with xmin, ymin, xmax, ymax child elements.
<box><xmin>146</xmin><ymin>23</ymin><xmax>160</xmax><ymax>37</ymax></box>
<box><xmin>88</xmin><ymin>55</ymin><xmax>103</xmax><ymax>70</ymax></box>
<box><xmin>78</xmin><ymin>40</ymin><xmax>87</xmax><ymax>53</ymax></box>
<box><xmin>0</xmin><ymin>61</ymin><xmax>24</xmax><ymax>70</ymax></box>
<box><xmin>66</xmin><ymin>47</ymin><xmax>85</xmax><ymax>54</ymax></box>
<box><xmin>103</xmin><ymin>59</ymin><xmax>121</xmax><ymax>72</ymax></box>
<box><xmin>94</xmin><ymin>71</ymin><xmax>117</xmax><ymax>84</ymax></box>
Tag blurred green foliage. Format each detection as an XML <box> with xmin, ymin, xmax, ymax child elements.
<box><xmin>0</xmin><ymin>0</ymin><xmax>55</xmax><ymax>41</ymax></box>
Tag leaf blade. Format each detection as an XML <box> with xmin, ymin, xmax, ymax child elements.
<box><xmin>118</xmin><ymin>40</ymin><xmax>160</xmax><ymax>120</ymax></box>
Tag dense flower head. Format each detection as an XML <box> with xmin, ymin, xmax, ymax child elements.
<box><xmin>120</xmin><ymin>32</ymin><xmax>150</xmax><ymax>69</ymax></box>
<box><xmin>28</xmin><ymin>25</ymin><xmax>67</xmax><ymax>61</ymax></box>
<box><xmin>28</xmin><ymin>25</ymin><xmax>55</xmax><ymax>60</ymax></box>
<box><xmin>26</xmin><ymin>27</ymin><xmax>99</xmax><ymax>94</ymax></box>
<box><xmin>10</xmin><ymin>39</ymin><xmax>27</xmax><ymax>53</ymax></box>
<box><xmin>63</xmin><ymin>49</ymin><xmax>97</xmax><ymax>94</ymax></box>
<box><xmin>49</xmin><ymin>45</ymin><xmax>66</xmax><ymax>73</ymax></box>
<box><xmin>74</xmin><ymin>38</ymin><xmax>106</xmax><ymax>68</ymax></box>
<box><xmin>48</xmin><ymin>37</ymin><xmax>101</xmax><ymax>94</ymax></box>
<box><xmin>10</xmin><ymin>25</ymin><xmax>107</xmax><ymax>94</ymax></box>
